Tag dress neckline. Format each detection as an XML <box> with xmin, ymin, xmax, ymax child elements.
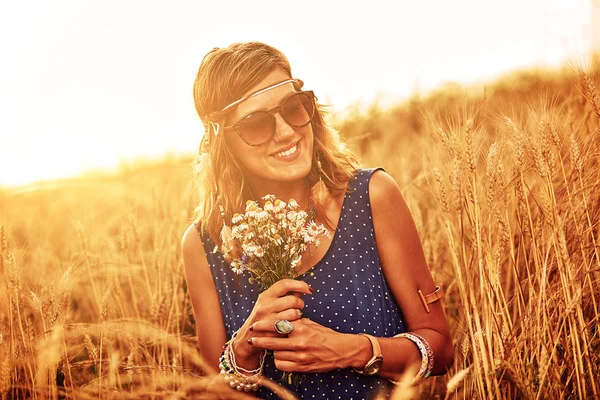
<box><xmin>295</xmin><ymin>179</ymin><xmax>352</xmax><ymax>279</ymax></box>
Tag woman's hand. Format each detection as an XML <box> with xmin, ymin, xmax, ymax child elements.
<box><xmin>232</xmin><ymin>279</ymin><xmax>313</xmax><ymax>369</ymax></box>
<box><xmin>248</xmin><ymin>318</ymin><xmax>369</xmax><ymax>373</ymax></box>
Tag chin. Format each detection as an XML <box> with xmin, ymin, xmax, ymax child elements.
<box><xmin>266</xmin><ymin>146</ymin><xmax>313</xmax><ymax>182</ymax></box>
<box><xmin>267</xmin><ymin>162</ymin><xmax>312</xmax><ymax>182</ymax></box>
<box><xmin>281</xmin><ymin>166</ymin><xmax>312</xmax><ymax>181</ymax></box>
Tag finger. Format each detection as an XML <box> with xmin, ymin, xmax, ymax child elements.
<box><xmin>268</xmin><ymin>295</ymin><xmax>304</xmax><ymax>314</ymax></box>
<box><xmin>250</xmin><ymin>320</ymin><xmax>274</xmax><ymax>333</ymax></box>
<box><xmin>273</xmin><ymin>359</ymin><xmax>302</xmax><ymax>372</ymax></box>
<box><xmin>273</xmin><ymin>350</ymin><xmax>308</xmax><ymax>363</ymax></box>
<box><xmin>250</xmin><ymin>320</ymin><xmax>278</xmax><ymax>334</ymax></box>
<box><xmin>251</xmin><ymin>313</ymin><xmax>301</xmax><ymax>333</ymax></box>
<box><xmin>275</xmin><ymin>359</ymin><xmax>325</xmax><ymax>373</ymax></box>
<box><xmin>246</xmin><ymin>328</ymin><xmax>280</xmax><ymax>338</ymax></box>
<box><xmin>273</xmin><ymin>308</ymin><xmax>303</xmax><ymax>322</ymax></box>
<box><xmin>249</xmin><ymin>335</ymin><xmax>300</xmax><ymax>351</ymax></box>
<box><xmin>266</xmin><ymin>279</ymin><xmax>314</xmax><ymax>297</ymax></box>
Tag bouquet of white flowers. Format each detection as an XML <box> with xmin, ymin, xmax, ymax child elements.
<box><xmin>220</xmin><ymin>195</ymin><xmax>329</xmax><ymax>290</ymax></box>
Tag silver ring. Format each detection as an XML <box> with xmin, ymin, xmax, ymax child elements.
<box><xmin>274</xmin><ymin>320</ymin><xmax>294</xmax><ymax>335</ymax></box>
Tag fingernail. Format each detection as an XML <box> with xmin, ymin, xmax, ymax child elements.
<box><xmin>308</xmin><ymin>286</ymin><xmax>315</xmax><ymax>294</ymax></box>
<box><xmin>247</xmin><ymin>338</ymin><xmax>253</xmax><ymax>345</ymax></box>
<box><xmin>249</xmin><ymin>325</ymin><xmax>254</xmax><ymax>332</ymax></box>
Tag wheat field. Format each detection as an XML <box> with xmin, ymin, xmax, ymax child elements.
<box><xmin>1</xmin><ymin>59</ymin><xmax>599</xmax><ymax>399</ymax></box>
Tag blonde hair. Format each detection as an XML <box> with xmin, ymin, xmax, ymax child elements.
<box><xmin>192</xmin><ymin>42</ymin><xmax>359</xmax><ymax>244</ymax></box>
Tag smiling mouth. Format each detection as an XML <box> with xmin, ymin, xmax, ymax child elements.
<box><xmin>273</xmin><ymin>142</ymin><xmax>299</xmax><ymax>158</ymax></box>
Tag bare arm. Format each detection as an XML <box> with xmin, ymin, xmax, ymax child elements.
<box><xmin>369</xmin><ymin>170</ymin><xmax>454</xmax><ymax>377</ymax></box>
<box><xmin>181</xmin><ymin>223</ymin><xmax>227</xmax><ymax>373</ymax></box>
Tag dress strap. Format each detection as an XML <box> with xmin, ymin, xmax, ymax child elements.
<box><xmin>347</xmin><ymin>168</ymin><xmax>385</xmax><ymax>197</ymax></box>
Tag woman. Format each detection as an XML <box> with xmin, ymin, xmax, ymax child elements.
<box><xmin>182</xmin><ymin>42</ymin><xmax>454</xmax><ymax>399</ymax></box>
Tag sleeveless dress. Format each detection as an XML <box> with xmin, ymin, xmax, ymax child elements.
<box><xmin>199</xmin><ymin>168</ymin><xmax>407</xmax><ymax>399</ymax></box>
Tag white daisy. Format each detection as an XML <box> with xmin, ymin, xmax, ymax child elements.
<box><xmin>290</xmin><ymin>257</ymin><xmax>301</xmax><ymax>270</ymax></box>
<box><xmin>230</xmin><ymin>260</ymin><xmax>244</xmax><ymax>274</ymax></box>
<box><xmin>255</xmin><ymin>211</ymin><xmax>269</xmax><ymax>220</ymax></box>
<box><xmin>264</xmin><ymin>201</ymin><xmax>274</xmax><ymax>212</ymax></box>
<box><xmin>273</xmin><ymin>199</ymin><xmax>286</xmax><ymax>213</ymax></box>
<box><xmin>272</xmin><ymin>233</ymin><xmax>283</xmax><ymax>245</ymax></box>
<box><xmin>307</xmin><ymin>221</ymin><xmax>320</xmax><ymax>236</ymax></box>
<box><xmin>254</xmin><ymin>246</ymin><xmax>265</xmax><ymax>258</ymax></box>
<box><xmin>243</xmin><ymin>243</ymin><xmax>257</xmax><ymax>254</ymax></box>
<box><xmin>245</xmin><ymin>200</ymin><xmax>259</xmax><ymax>211</ymax></box>
<box><xmin>303</xmin><ymin>234</ymin><xmax>316</xmax><ymax>243</ymax></box>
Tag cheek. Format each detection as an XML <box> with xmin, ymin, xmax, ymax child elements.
<box><xmin>307</xmin><ymin>128</ymin><xmax>315</xmax><ymax>149</ymax></box>
<box><xmin>224</xmin><ymin>133</ymin><xmax>246</xmax><ymax>159</ymax></box>
<box><xmin>225</xmin><ymin>139</ymin><xmax>243</xmax><ymax>161</ymax></box>
<box><xmin>224</xmin><ymin>136</ymin><xmax>261</xmax><ymax>170</ymax></box>
<box><xmin>303</xmin><ymin>129</ymin><xmax>315</xmax><ymax>157</ymax></box>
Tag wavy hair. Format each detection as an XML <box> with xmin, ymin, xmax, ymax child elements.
<box><xmin>192</xmin><ymin>42</ymin><xmax>359</xmax><ymax>244</ymax></box>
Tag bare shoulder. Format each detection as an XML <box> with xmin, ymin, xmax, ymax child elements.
<box><xmin>181</xmin><ymin>223</ymin><xmax>212</xmax><ymax>280</ymax></box>
<box><xmin>368</xmin><ymin>169</ymin><xmax>400</xmax><ymax>194</ymax></box>
<box><xmin>368</xmin><ymin>169</ymin><xmax>409</xmax><ymax>216</ymax></box>
<box><xmin>181</xmin><ymin>223</ymin><xmax>204</xmax><ymax>258</ymax></box>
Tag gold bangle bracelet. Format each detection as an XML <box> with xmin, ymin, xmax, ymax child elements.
<box><xmin>418</xmin><ymin>286</ymin><xmax>443</xmax><ymax>313</ymax></box>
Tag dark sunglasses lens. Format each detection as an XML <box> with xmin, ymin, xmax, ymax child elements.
<box><xmin>238</xmin><ymin>112</ymin><xmax>274</xmax><ymax>145</ymax></box>
<box><xmin>281</xmin><ymin>93</ymin><xmax>314</xmax><ymax>127</ymax></box>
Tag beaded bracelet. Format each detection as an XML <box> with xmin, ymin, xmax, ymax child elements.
<box><xmin>218</xmin><ymin>330</ymin><xmax>266</xmax><ymax>392</ymax></box>
<box><xmin>394</xmin><ymin>332</ymin><xmax>434</xmax><ymax>384</ymax></box>
<box><xmin>228</xmin><ymin>331</ymin><xmax>265</xmax><ymax>375</ymax></box>
<box><xmin>408</xmin><ymin>332</ymin><xmax>434</xmax><ymax>378</ymax></box>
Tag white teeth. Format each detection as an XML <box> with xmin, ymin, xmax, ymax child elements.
<box><xmin>274</xmin><ymin>144</ymin><xmax>298</xmax><ymax>158</ymax></box>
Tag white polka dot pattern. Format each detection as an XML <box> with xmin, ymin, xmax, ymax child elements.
<box><xmin>201</xmin><ymin>168</ymin><xmax>406</xmax><ymax>399</ymax></box>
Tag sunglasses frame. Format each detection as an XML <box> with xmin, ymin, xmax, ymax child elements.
<box><xmin>223</xmin><ymin>90</ymin><xmax>317</xmax><ymax>147</ymax></box>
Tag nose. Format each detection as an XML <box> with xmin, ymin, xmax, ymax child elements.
<box><xmin>272</xmin><ymin>113</ymin><xmax>294</xmax><ymax>143</ymax></box>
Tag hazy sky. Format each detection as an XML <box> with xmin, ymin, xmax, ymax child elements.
<box><xmin>0</xmin><ymin>0</ymin><xmax>594</xmax><ymax>187</ymax></box>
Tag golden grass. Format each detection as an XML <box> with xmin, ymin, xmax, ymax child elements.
<box><xmin>1</xmin><ymin>58</ymin><xmax>599</xmax><ymax>399</ymax></box>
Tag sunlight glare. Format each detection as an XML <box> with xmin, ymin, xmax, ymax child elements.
<box><xmin>0</xmin><ymin>0</ymin><xmax>593</xmax><ymax>187</ymax></box>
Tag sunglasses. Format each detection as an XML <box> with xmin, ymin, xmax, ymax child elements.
<box><xmin>223</xmin><ymin>91</ymin><xmax>316</xmax><ymax>146</ymax></box>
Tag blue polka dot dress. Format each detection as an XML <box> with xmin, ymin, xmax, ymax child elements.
<box><xmin>199</xmin><ymin>168</ymin><xmax>406</xmax><ymax>399</ymax></box>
